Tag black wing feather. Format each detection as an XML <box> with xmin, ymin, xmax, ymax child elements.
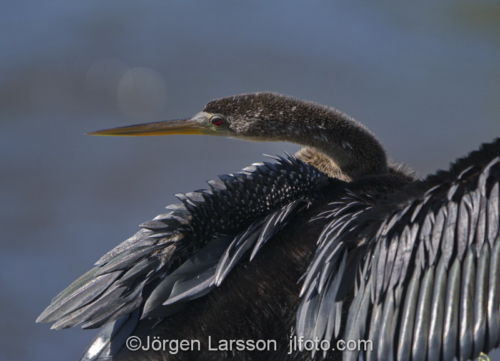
<box><xmin>38</xmin><ymin>155</ymin><xmax>329</xmax><ymax>359</ymax></box>
<box><xmin>299</xmin><ymin>140</ymin><xmax>500</xmax><ymax>361</ymax></box>
<box><xmin>79</xmin><ymin>309</ymin><xmax>141</xmax><ymax>361</ymax></box>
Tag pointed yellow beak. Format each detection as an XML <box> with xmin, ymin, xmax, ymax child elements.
<box><xmin>87</xmin><ymin>118</ymin><xmax>210</xmax><ymax>137</ymax></box>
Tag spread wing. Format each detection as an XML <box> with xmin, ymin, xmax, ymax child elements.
<box><xmin>37</xmin><ymin>155</ymin><xmax>330</xmax><ymax>360</ymax></box>
<box><xmin>299</xmin><ymin>140</ymin><xmax>500</xmax><ymax>361</ymax></box>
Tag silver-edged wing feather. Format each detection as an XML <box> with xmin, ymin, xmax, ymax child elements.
<box><xmin>38</xmin><ymin>155</ymin><xmax>330</xmax><ymax>360</ymax></box>
<box><xmin>299</xmin><ymin>140</ymin><xmax>500</xmax><ymax>361</ymax></box>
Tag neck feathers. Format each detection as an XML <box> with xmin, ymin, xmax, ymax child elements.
<box><xmin>278</xmin><ymin>98</ymin><xmax>388</xmax><ymax>180</ymax></box>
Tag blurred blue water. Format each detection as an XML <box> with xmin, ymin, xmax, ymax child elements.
<box><xmin>1</xmin><ymin>1</ymin><xmax>499</xmax><ymax>360</ymax></box>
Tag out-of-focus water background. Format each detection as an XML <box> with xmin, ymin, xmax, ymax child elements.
<box><xmin>1</xmin><ymin>1</ymin><xmax>499</xmax><ymax>360</ymax></box>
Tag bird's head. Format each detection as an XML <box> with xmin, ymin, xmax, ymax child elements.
<box><xmin>88</xmin><ymin>92</ymin><xmax>324</xmax><ymax>143</ymax></box>
<box><xmin>88</xmin><ymin>91</ymin><xmax>389</xmax><ymax>179</ymax></box>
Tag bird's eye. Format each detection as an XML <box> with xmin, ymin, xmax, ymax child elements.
<box><xmin>211</xmin><ymin>116</ymin><xmax>225</xmax><ymax>127</ymax></box>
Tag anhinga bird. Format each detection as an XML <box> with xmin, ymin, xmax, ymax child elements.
<box><xmin>38</xmin><ymin>92</ymin><xmax>500</xmax><ymax>361</ymax></box>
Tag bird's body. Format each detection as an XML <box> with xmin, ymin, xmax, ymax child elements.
<box><xmin>38</xmin><ymin>92</ymin><xmax>500</xmax><ymax>361</ymax></box>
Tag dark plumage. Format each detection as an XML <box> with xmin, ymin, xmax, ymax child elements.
<box><xmin>38</xmin><ymin>92</ymin><xmax>500</xmax><ymax>361</ymax></box>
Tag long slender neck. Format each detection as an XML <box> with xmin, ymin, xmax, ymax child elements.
<box><xmin>274</xmin><ymin>101</ymin><xmax>388</xmax><ymax>181</ymax></box>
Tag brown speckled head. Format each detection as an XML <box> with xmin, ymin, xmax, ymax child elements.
<box><xmin>204</xmin><ymin>92</ymin><xmax>336</xmax><ymax>140</ymax></box>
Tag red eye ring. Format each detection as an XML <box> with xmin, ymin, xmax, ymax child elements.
<box><xmin>211</xmin><ymin>117</ymin><xmax>224</xmax><ymax>127</ymax></box>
